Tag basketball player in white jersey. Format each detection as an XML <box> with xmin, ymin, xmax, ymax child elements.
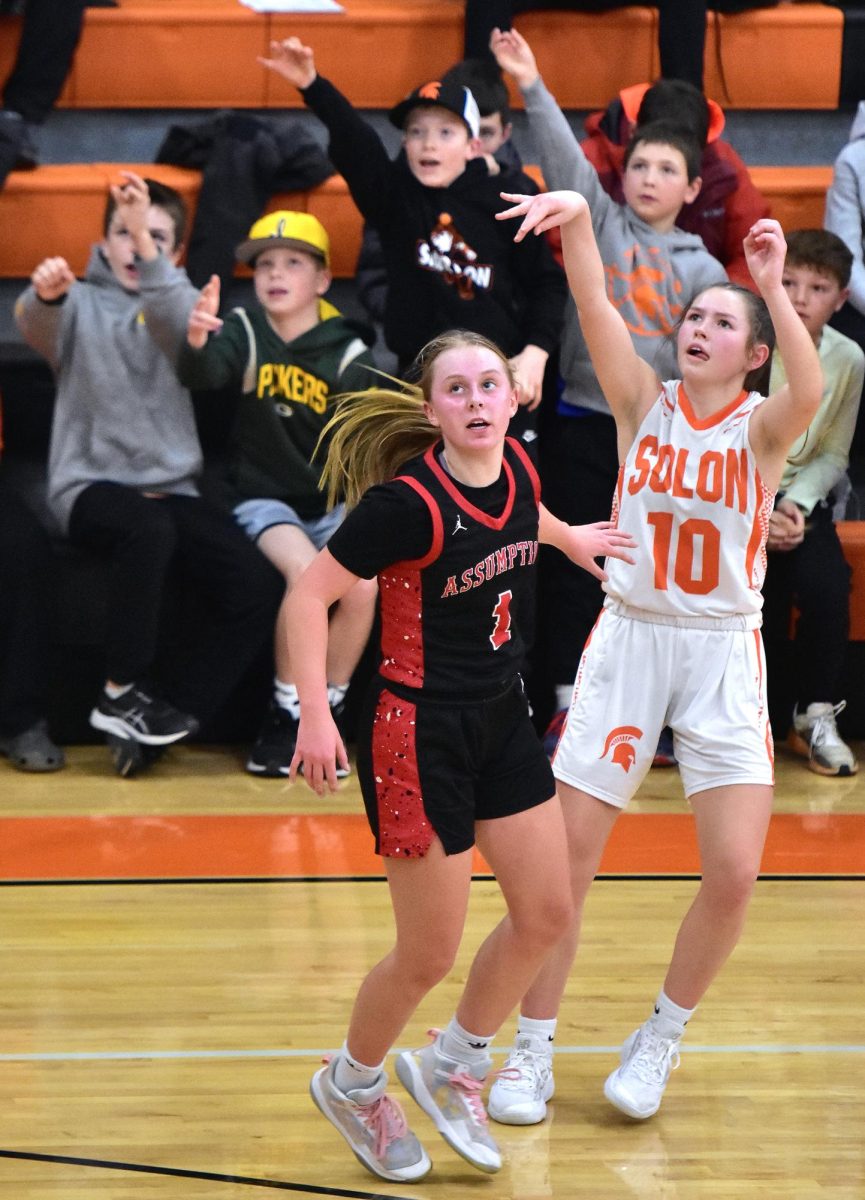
<box><xmin>491</xmin><ymin>192</ymin><xmax>822</xmax><ymax>1123</ymax></box>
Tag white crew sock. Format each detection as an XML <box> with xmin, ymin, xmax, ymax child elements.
<box><xmin>440</xmin><ymin>1017</ymin><xmax>494</xmax><ymax>1065</ymax></box>
<box><xmin>274</xmin><ymin>679</ymin><xmax>301</xmax><ymax>719</ymax></box>
<box><xmin>650</xmin><ymin>989</ymin><xmax>695</xmax><ymax>1040</ymax></box>
<box><xmin>333</xmin><ymin>1042</ymin><xmax>385</xmax><ymax>1094</ymax></box>
<box><xmin>516</xmin><ymin>1013</ymin><xmax>557</xmax><ymax>1052</ymax></box>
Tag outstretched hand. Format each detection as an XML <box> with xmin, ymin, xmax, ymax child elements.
<box><xmin>497</xmin><ymin>190</ymin><xmax>589</xmax><ymax>242</ymax></box>
<box><xmin>561</xmin><ymin>521</ymin><xmax>637</xmax><ymax>582</ymax></box>
<box><xmin>258</xmin><ymin>37</ymin><xmax>317</xmax><ymax>89</ymax></box>
<box><xmin>31</xmin><ymin>256</ymin><xmax>76</xmax><ymax>302</ymax></box>
<box><xmin>743</xmin><ymin>218</ymin><xmax>787</xmax><ymax>293</ymax></box>
<box><xmin>187</xmin><ymin>274</ymin><xmax>223</xmax><ymax>349</ymax></box>
<box><xmin>489</xmin><ymin>27</ymin><xmax>539</xmax><ymax>89</ymax></box>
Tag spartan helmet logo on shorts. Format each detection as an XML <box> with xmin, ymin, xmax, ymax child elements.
<box><xmin>600</xmin><ymin>725</ymin><xmax>644</xmax><ymax>773</ymax></box>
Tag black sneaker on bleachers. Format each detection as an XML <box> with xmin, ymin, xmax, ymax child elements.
<box><xmin>89</xmin><ymin>684</ymin><xmax>199</xmax><ymax>745</ymax></box>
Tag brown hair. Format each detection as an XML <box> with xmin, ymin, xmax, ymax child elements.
<box><xmin>102</xmin><ymin>177</ymin><xmax>188</xmax><ymax>247</ymax></box>
<box><xmin>317</xmin><ymin>330</ymin><xmax>514</xmax><ymax>509</ymax></box>
<box><xmin>784</xmin><ymin>228</ymin><xmax>853</xmax><ymax>290</ymax></box>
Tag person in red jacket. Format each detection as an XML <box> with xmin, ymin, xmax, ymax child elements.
<box><xmin>580</xmin><ymin>77</ymin><xmax>770</xmax><ymax>289</ymax></box>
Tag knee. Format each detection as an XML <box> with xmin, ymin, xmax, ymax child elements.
<box><xmin>701</xmin><ymin>861</ymin><xmax>758</xmax><ymax>915</ymax></box>
<box><xmin>394</xmin><ymin>943</ymin><xmax>459</xmax><ymax>994</ymax></box>
<box><xmin>512</xmin><ymin>892</ymin><xmax>575</xmax><ymax>948</ymax></box>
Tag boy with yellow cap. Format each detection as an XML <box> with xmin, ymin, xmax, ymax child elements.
<box><xmin>177</xmin><ymin>210</ymin><xmax>378</xmax><ymax>778</ymax></box>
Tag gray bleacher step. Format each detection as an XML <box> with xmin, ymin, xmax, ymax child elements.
<box><xmin>34</xmin><ymin>104</ymin><xmax>858</xmax><ymax>170</ymax></box>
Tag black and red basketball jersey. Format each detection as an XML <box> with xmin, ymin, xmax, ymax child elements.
<box><xmin>376</xmin><ymin>437</ymin><xmax>540</xmax><ymax>699</ymax></box>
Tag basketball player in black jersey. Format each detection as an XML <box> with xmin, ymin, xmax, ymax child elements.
<box><xmin>283</xmin><ymin>331</ymin><xmax>635</xmax><ymax>1183</ymax></box>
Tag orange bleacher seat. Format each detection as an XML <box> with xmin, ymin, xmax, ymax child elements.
<box><xmin>0</xmin><ymin>163</ymin><xmax>836</xmax><ymax>281</ymax></box>
<box><xmin>0</xmin><ymin>1</ymin><xmax>843</xmax><ymax>113</ymax></box>
<box><xmin>749</xmin><ymin>165</ymin><xmax>832</xmax><ymax>233</ymax></box>
<box><xmin>0</xmin><ymin>163</ymin><xmax>364</xmax><ymax>280</ymax></box>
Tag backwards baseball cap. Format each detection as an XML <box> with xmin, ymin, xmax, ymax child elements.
<box><xmin>235</xmin><ymin>211</ymin><xmax>330</xmax><ymax>267</ymax></box>
<box><xmin>389</xmin><ymin>79</ymin><xmax>481</xmax><ymax>140</ymax></box>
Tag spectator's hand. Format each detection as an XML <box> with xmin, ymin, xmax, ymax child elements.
<box><xmin>561</xmin><ymin>521</ymin><xmax>637</xmax><ymax>581</ymax></box>
<box><xmin>490</xmin><ymin>27</ymin><xmax>540</xmax><ymax>90</ymax></box>
<box><xmin>767</xmin><ymin>498</ymin><xmax>806</xmax><ymax>551</ymax></box>
<box><xmin>289</xmin><ymin>711</ymin><xmax>349</xmax><ymax>796</ymax></box>
<box><xmin>109</xmin><ymin>170</ymin><xmax>151</xmax><ymax>239</ymax></box>
<box><xmin>743</xmin><ymin>218</ymin><xmax>787</xmax><ymax>294</ymax></box>
<box><xmin>497</xmin><ymin>189</ymin><xmax>589</xmax><ymax>241</ymax></box>
<box><xmin>259</xmin><ymin>37</ymin><xmax>317</xmax><ymax>89</ymax></box>
<box><xmin>187</xmin><ymin>275</ymin><xmax>223</xmax><ymax>349</ymax></box>
<box><xmin>31</xmin><ymin>256</ymin><xmax>75</xmax><ymax>302</ymax></box>
<box><xmin>509</xmin><ymin>343</ymin><xmax>548</xmax><ymax>410</ymax></box>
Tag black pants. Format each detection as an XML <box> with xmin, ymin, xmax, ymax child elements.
<box><xmin>761</xmin><ymin>503</ymin><xmax>851</xmax><ymax>710</ymax></box>
<box><xmin>2</xmin><ymin>0</ymin><xmax>88</xmax><ymax>123</ymax></box>
<box><xmin>465</xmin><ymin>1</ymin><xmax>780</xmax><ymax>90</ymax></box>
<box><xmin>537</xmin><ymin>409</ymin><xmax>619</xmax><ymax>692</ymax></box>
<box><xmin>68</xmin><ymin>484</ymin><xmax>282</xmax><ymax>727</ymax></box>
<box><xmin>0</xmin><ymin>475</ymin><xmax>53</xmax><ymax>736</ymax></box>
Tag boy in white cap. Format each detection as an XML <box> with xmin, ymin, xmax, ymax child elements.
<box><xmin>258</xmin><ymin>38</ymin><xmax>565</xmax><ymax>414</ymax></box>
<box><xmin>177</xmin><ymin>210</ymin><xmax>378</xmax><ymax>778</ymax></box>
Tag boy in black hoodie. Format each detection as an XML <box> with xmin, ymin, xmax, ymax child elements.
<box><xmin>259</xmin><ymin>37</ymin><xmax>565</xmax><ymax>417</ymax></box>
<box><xmin>177</xmin><ymin>210</ymin><xmax>378</xmax><ymax>779</ymax></box>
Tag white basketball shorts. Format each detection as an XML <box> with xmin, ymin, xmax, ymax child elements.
<box><xmin>552</xmin><ymin>602</ymin><xmax>775</xmax><ymax>808</ymax></box>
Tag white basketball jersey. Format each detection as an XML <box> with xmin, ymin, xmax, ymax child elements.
<box><xmin>604</xmin><ymin>381</ymin><xmax>774</xmax><ymax>618</ymax></box>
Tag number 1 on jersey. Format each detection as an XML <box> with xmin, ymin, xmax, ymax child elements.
<box><xmin>490</xmin><ymin>589</ymin><xmax>513</xmax><ymax>650</ymax></box>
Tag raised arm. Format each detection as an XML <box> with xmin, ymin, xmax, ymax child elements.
<box><xmin>746</xmin><ymin>220</ymin><xmax>823</xmax><ymax>479</ymax></box>
<box><xmin>498</xmin><ymin>190</ymin><xmax>660</xmax><ymax>436</ymax></box>
<box><xmin>259</xmin><ymin>37</ymin><xmax>394</xmax><ymax>226</ymax></box>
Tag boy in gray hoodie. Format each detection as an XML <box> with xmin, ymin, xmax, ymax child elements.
<box><xmin>492</xmin><ymin>28</ymin><xmax>727</xmax><ymax>741</ymax></box>
<box><xmin>15</xmin><ymin>172</ymin><xmax>281</xmax><ymax>773</ymax></box>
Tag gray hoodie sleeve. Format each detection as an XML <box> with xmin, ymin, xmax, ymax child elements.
<box><xmin>14</xmin><ymin>284</ymin><xmax>75</xmax><ymax>371</ymax></box>
<box><xmin>824</xmin><ymin>129</ymin><xmax>865</xmax><ymax>317</ymax></box>
<box><xmin>521</xmin><ymin>76</ymin><xmax>614</xmax><ymax>228</ymax></box>
<box><xmin>137</xmin><ymin>254</ymin><xmax>200</xmax><ymax>364</ymax></box>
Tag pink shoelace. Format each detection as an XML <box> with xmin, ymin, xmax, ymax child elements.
<box><xmin>321</xmin><ymin>1054</ymin><xmax>410</xmax><ymax>1157</ymax></box>
<box><xmin>358</xmin><ymin>1093</ymin><xmax>411</xmax><ymax>1158</ymax></box>
<box><xmin>424</xmin><ymin>1029</ymin><xmax>490</xmax><ymax>1126</ymax></box>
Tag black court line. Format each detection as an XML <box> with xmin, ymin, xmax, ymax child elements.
<box><xmin>0</xmin><ymin>1149</ymin><xmax>412</xmax><ymax>1199</ymax></box>
<box><xmin>0</xmin><ymin>873</ymin><xmax>862</xmax><ymax>886</ymax></box>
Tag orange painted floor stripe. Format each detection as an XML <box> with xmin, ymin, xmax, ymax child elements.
<box><xmin>0</xmin><ymin>812</ymin><xmax>862</xmax><ymax>880</ymax></box>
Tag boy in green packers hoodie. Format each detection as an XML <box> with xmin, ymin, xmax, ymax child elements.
<box><xmin>177</xmin><ymin>210</ymin><xmax>378</xmax><ymax>779</ymax></box>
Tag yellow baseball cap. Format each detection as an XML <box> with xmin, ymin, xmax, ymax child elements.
<box><xmin>235</xmin><ymin>211</ymin><xmax>330</xmax><ymax>267</ymax></box>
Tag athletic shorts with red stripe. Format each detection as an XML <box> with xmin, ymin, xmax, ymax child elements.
<box><xmin>356</xmin><ymin>674</ymin><xmax>556</xmax><ymax>857</ymax></box>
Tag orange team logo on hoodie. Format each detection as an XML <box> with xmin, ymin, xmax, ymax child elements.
<box><xmin>419</xmin><ymin>82</ymin><xmax>442</xmax><ymax>100</ymax></box>
<box><xmin>600</xmin><ymin>725</ymin><xmax>644</xmax><ymax>772</ymax></box>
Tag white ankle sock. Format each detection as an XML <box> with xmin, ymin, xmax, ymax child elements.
<box><xmin>441</xmin><ymin>1017</ymin><xmax>494</xmax><ymax>1065</ymax></box>
<box><xmin>104</xmin><ymin>682</ymin><xmax>133</xmax><ymax>700</ymax></box>
<box><xmin>274</xmin><ymin>680</ymin><xmax>301</xmax><ymax>719</ymax></box>
<box><xmin>650</xmin><ymin>989</ymin><xmax>695</xmax><ymax>1039</ymax></box>
<box><xmin>333</xmin><ymin>1043</ymin><xmax>385</xmax><ymax>1094</ymax></box>
<box><xmin>516</xmin><ymin>1014</ymin><xmax>557</xmax><ymax>1050</ymax></box>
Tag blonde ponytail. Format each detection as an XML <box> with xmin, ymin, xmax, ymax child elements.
<box><xmin>316</xmin><ymin>380</ymin><xmax>438</xmax><ymax>510</ymax></box>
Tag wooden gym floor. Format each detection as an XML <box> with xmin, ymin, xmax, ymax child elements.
<box><xmin>0</xmin><ymin>742</ymin><xmax>862</xmax><ymax>1199</ymax></box>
